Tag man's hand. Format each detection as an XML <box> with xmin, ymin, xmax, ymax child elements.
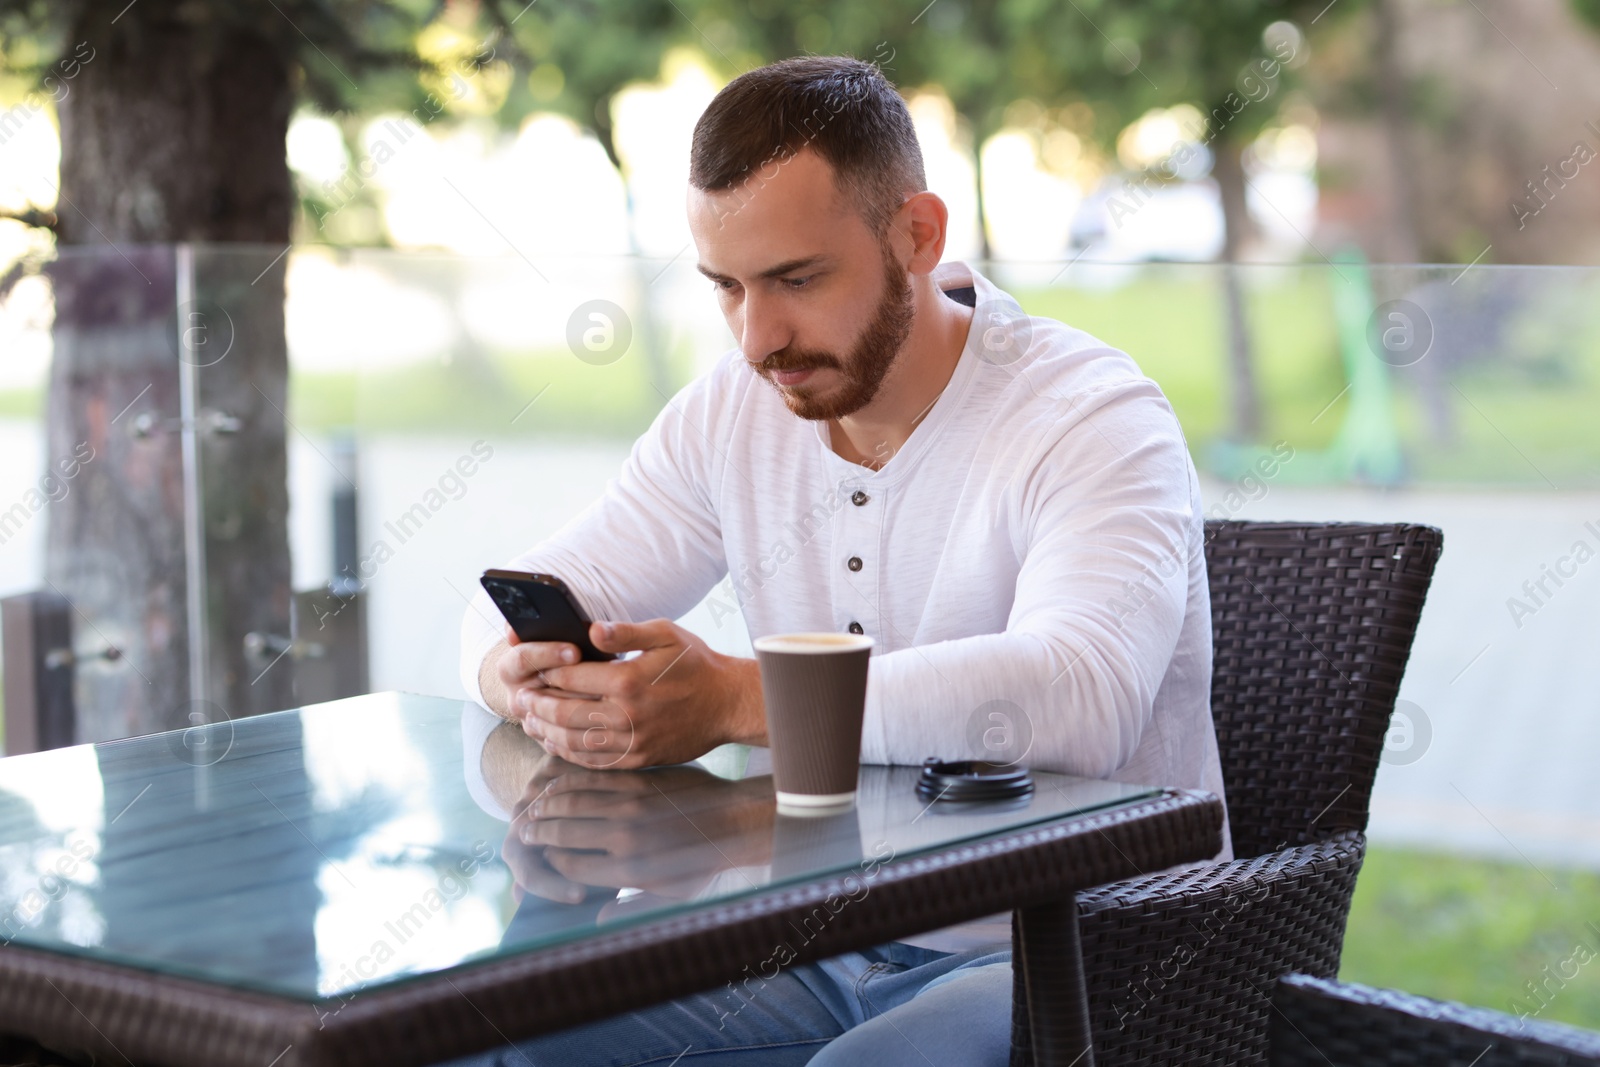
<box><xmin>499</xmin><ymin>751</ymin><xmax>597</xmax><ymax>907</ymax></box>
<box><xmin>508</xmin><ymin>762</ymin><xmax>775</xmax><ymax>913</ymax></box>
<box><xmin>486</xmin><ymin>618</ymin><xmax>766</xmax><ymax>769</ymax></box>
<box><xmin>478</xmin><ymin>624</ymin><xmax>594</xmax><ymax>723</ymax></box>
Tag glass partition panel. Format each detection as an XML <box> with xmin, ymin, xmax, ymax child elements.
<box><xmin>2</xmin><ymin>246</ymin><xmax>1596</xmax><ymax>869</ymax></box>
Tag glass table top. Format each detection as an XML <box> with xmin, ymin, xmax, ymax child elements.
<box><xmin>0</xmin><ymin>692</ymin><xmax>1160</xmax><ymax>1002</ymax></box>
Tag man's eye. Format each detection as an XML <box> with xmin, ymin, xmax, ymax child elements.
<box><xmin>782</xmin><ymin>276</ymin><xmax>811</xmax><ymax>289</ymax></box>
<box><xmin>714</xmin><ymin>278</ymin><xmax>738</xmax><ymax>292</ymax></box>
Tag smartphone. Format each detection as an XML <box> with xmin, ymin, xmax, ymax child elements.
<box><xmin>480</xmin><ymin>569</ymin><xmax>617</xmax><ymax>662</ymax></box>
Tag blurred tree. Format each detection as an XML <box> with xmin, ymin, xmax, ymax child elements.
<box><xmin>908</xmin><ymin>0</ymin><xmax>1091</xmax><ymax>265</ymax></box>
<box><xmin>1019</xmin><ymin>0</ymin><xmax>1364</xmax><ymax>441</ymax></box>
<box><xmin>493</xmin><ymin>0</ymin><xmax>678</xmax><ymax>173</ymax></box>
<box><xmin>695</xmin><ymin>5</ymin><xmax>924</xmax><ymax>200</ymax></box>
<box><xmin>1312</xmin><ymin>0</ymin><xmax>1600</xmax><ymax>265</ymax></box>
<box><xmin>0</xmin><ymin>0</ymin><xmax>415</xmax><ymax>740</ymax></box>
<box><xmin>699</xmin><ymin>0</ymin><xmax>1051</xmax><ymax>262</ymax></box>
<box><xmin>0</xmin><ymin>0</ymin><xmax>696</xmax><ymax>743</ymax></box>
<box><xmin>3</xmin><ymin>0</ymin><xmax>1509</xmax><ymax>743</ymax></box>
<box><xmin>701</xmin><ymin>0</ymin><xmax>1359</xmax><ymax>442</ymax></box>
<box><xmin>1368</xmin><ymin>0</ymin><xmax>1422</xmax><ymax>263</ymax></box>
<box><xmin>492</xmin><ymin>0</ymin><xmax>684</xmax><ymax>400</ymax></box>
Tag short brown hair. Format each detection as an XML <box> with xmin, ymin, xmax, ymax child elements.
<box><xmin>689</xmin><ymin>56</ymin><xmax>926</xmax><ymax>234</ymax></box>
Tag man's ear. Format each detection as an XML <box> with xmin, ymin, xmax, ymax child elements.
<box><xmin>898</xmin><ymin>191</ymin><xmax>950</xmax><ymax>277</ymax></box>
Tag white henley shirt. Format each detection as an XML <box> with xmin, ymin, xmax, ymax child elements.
<box><xmin>460</xmin><ymin>260</ymin><xmax>1231</xmax><ymax>950</ymax></box>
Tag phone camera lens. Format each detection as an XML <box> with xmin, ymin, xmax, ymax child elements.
<box><xmin>507</xmin><ymin>586</ymin><xmax>539</xmax><ymax>617</ymax></box>
<box><xmin>489</xmin><ymin>579</ymin><xmax>541</xmax><ymax>620</ymax></box>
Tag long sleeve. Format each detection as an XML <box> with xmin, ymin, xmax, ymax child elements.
<box><xmin>456</xmin><ymin>260</ymin><xmax>1222</xmax><ymax>834</ymax></box>
<box><xmin>859</xmin><ymin>379</ymin><xmax>1198</xmax><ymax>779</ymax></box>
<box><xmin>458</xmin><ymin>369</ymin><xmax>732</xmax><ymax>706</ymax></box>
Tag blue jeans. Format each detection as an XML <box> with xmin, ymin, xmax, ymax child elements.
<box><xmin>434</xmin><ymin>941</ymin><xmax>1014</xmax><ymax>1066</ymax></box>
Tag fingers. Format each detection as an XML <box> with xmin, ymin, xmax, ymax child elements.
<box><xmin>543</xmin><ymin>847</ymin><xmax>637</xmax><ymax>889</ymax></box>
<box><xmin>537</xmin><ymin>632</ymin><xmax>685</xmax><ymax>703</ymax></box>
<box><xmin>536</xmin><ymin>661</ymin><xmax>634</xmax><ymax>702</ymax></box>
<box><xmin>516</xmin><ymin>854</ymin><xmax>592</xmax><ymax>904</ymax></box>
<box><xmin>539</xmin><ymin>734</ymin><xmax>645</xmax><ymax>770</ymax></box>
<box><xmin>523</xmin><ymin>789</ymin><xmax>659</xmax><ymax>824</ymax></box>
<box><xmin>519</xmin><ymin>816</ymin><xmax>627</xmax><ymax>851</ymax></box>
<box><xmin>500</xmin><ymin>831</ymin><xmax>589</xmax><ymax>904</ymax></box>
<box><xmin>520</xmin><ymin>693</ymin><xmax>628</xmax><ymax>736</ymax></box>
<box><xmin>537</xmin><ymin>767</ymin><xmax>629</xmax><ymax>796</ymax></box>
<box><xmin>521</xmin><ymin>695</ymin><xmax>635</xmax><ymax>763</ymax></box>
<box><xmin>525</xmin><ymin>776</ymin><xmax>654</xmax><ymax>817</ymax></box>
<box><xmin>588</xmin><ymin>618</ymin><xmax>679</xmax><ymax>656</ymax></box>
<box><xmin>536</xmin><ymin>774</ymin><xmax>659</xmax><ymax>807</ymax></box>
<box><xmin>544</xmin><ymin>850</ymin><xmax>702</xmax><ymax>900</ymax></box>
<box><xmin>497</xmin><ymin>640</ymin><xmax>582</xmax><ymax>688</ymax></box>
<box><xmin>534</xmin><ymin>725</ymin><xmax>635</xmax><ymax>770</ymax></box>
<box><xmin>510</xmin><ymin>760</ymin><xmax>570</xmax><ymax>819</ymax></box>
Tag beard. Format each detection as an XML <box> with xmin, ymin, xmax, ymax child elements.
<box><xmin>755</xmin><ymin>247</ymin><xmax>915</xmax><ymax>421</ymax></box>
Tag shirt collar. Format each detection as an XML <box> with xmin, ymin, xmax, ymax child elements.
<box><xmin>807</xmin><ymin>259</ymin><xmax>994</xmax><ymax>479</ymax></box>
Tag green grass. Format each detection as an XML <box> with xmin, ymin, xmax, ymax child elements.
<box><xmin>0</xmin><ymin>390</ymin><xmax>42</xmax><ymax>419</ymax></box>
<box><xmin>4</xmin><ymin>270</ymin><xmax>1597</xmax><ymax>482</ymax></box>
<box><xmin>1342</xmin><ymin>846</ymin><xmax>1600</xmax><ymax>1031</ymax></box>
<box><xmin>1017</xmin><ymin>272</ymin><xmax>1349</xmax><ymax>455</ymax></box>
<box><xmin>282</xmin><ymin>333</ymin><xmax>705</xmax><ymax>438</ymax></box>
<box><xmin>1015</xmin><ymin>270</ymin><xmax>1600</xmax><ymax>486</ymax></box>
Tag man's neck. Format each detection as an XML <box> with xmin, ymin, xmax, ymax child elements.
<box><xmin>828</xmin><ymin>276</ymin><xmax>973</xmax><ymax>470</ymax></box>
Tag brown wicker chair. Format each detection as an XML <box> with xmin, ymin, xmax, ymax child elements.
<box><xmin>1271</xmin><ymin>973</ymin><xmax>1600</xmax><ymax>1066</ymax></box>
<box><xmin>1012</xmin><ymin>520</ymin><xmax>1445</xmax><ymax>1066</ymax></box>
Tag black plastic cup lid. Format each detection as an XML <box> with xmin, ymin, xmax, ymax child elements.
<box><xmin>917</xmin><ymin>759</ymin><xmax>1035</xmax><ymax>802</ymax></box>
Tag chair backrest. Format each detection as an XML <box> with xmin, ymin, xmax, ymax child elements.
<box><xmin>1203</xmin><ymin>521</ymin><xmax>1443</xmax><ymax>858</ymax></box>
<box><xmin>1271</xmin><ymin>973</ymin><xmax>1600</xmax><ymax>1066</ymax></box>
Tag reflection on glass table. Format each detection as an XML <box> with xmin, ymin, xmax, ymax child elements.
<box><xmin>0</xmin><ymin>692</ymin><xmax>1158</xmax><ymax>1004</ymax></box>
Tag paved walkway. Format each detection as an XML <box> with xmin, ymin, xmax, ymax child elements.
<box><xmin>1220</xmin><ymin>482</ymin><xmax>1600</xmax><ymax>873</ymax></box>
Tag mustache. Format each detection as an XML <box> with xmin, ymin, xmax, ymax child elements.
<box><xmin>758</xmin><ymin>350</ymin><xmax>840</xmax><ymax>374</ymax></box>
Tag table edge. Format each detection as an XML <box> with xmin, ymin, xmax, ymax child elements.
<box><xmin>0</xmin><ymin>788</ymin><xmax>1223</xmax><ymax>1067</ymax></box>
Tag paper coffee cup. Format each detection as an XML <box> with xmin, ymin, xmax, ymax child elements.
<box><xmin>753</xmin><ymin>632</ymin><xmax>873</xmax><ymax>812</ymax></box>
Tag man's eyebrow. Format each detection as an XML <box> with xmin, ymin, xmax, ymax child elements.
<box><xmin>696</xmin><ymin>255</ymin><xmax>829</xmax><ymax>282</ymax></box>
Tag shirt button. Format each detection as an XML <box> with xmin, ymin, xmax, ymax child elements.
<box><xmin>851</xmin><ymin>490</ymin><xmax>869</xmax><ymax>506</ymax></box>
<box><xmin>847</xmin><ymin>556</ymin><xmax>863</xmax><ymax>572</ymax></box>
<box><xmin>848</xmin><ymin>622</ymin><xmax>864</xmax><ymax>635</ymax></box>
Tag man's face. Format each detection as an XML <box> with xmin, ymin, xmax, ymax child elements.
<box><xmin>687</xmin><ymin>149</ymin><xmax>914</xmax><ymax>421</ymax></box>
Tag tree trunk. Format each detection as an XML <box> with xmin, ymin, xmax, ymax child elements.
<box><xmin>970</xmin><ymin>128</ymin><xmax>994</xmax><ymax>268</ymax></box>
<box><xmin>590</xmin><ymin>107</ymin><xmax>674</xmax><ymax>401</ymax></box>
<box><xmin>1211</xmin><ymin>134</ymin><xmax>1263</xmax><ymax>441</ymax></box>
<box><xmin>1373</xmin><ymin>0</ymin><xmax>1454</xmax><ymax>444</ymax></box>
<box><xmin>1372</xmin><ymin>0</ymin><xmax>1423</xmax><ymax>264</ymax></box>
<box><xmin>46</xmin><ymin>4</ymin><xmax>296</xmax><ymax>742</ymax></box>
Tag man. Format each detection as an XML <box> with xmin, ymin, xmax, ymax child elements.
<box><xmin>454</xmin><ymin>55</ymin><xmax>1228</xmax><ymax>1067</ymax></box>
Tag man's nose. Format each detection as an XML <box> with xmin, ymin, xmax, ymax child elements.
<box><xmin>738</xmin><ymin>289</ymin><xmax>790</xmax><ymax>364</ymax></box>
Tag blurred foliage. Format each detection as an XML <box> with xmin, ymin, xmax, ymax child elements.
<box><xmin>0</xmin><ymin>0</ymin><xmax>434</xmax><ymax>112</ymax></box>
<box><xmin>285</xmin><ymin>345</ymin><xmax>679</xmax><ymax>439</ymax></box>
<box><xmin>0</xmin><ymin>0</ymin><xmax>1375</xmax><ymax>250</ymax></box>
<box><xmin>0</xmin><ymin>0</ymin><xmax>678</xmax><ymax>139</ymax></box>
<box><xmin>0</xmin><ymin>0</ymin><xmax>1597</xmax><ymax>258</ymax></box>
